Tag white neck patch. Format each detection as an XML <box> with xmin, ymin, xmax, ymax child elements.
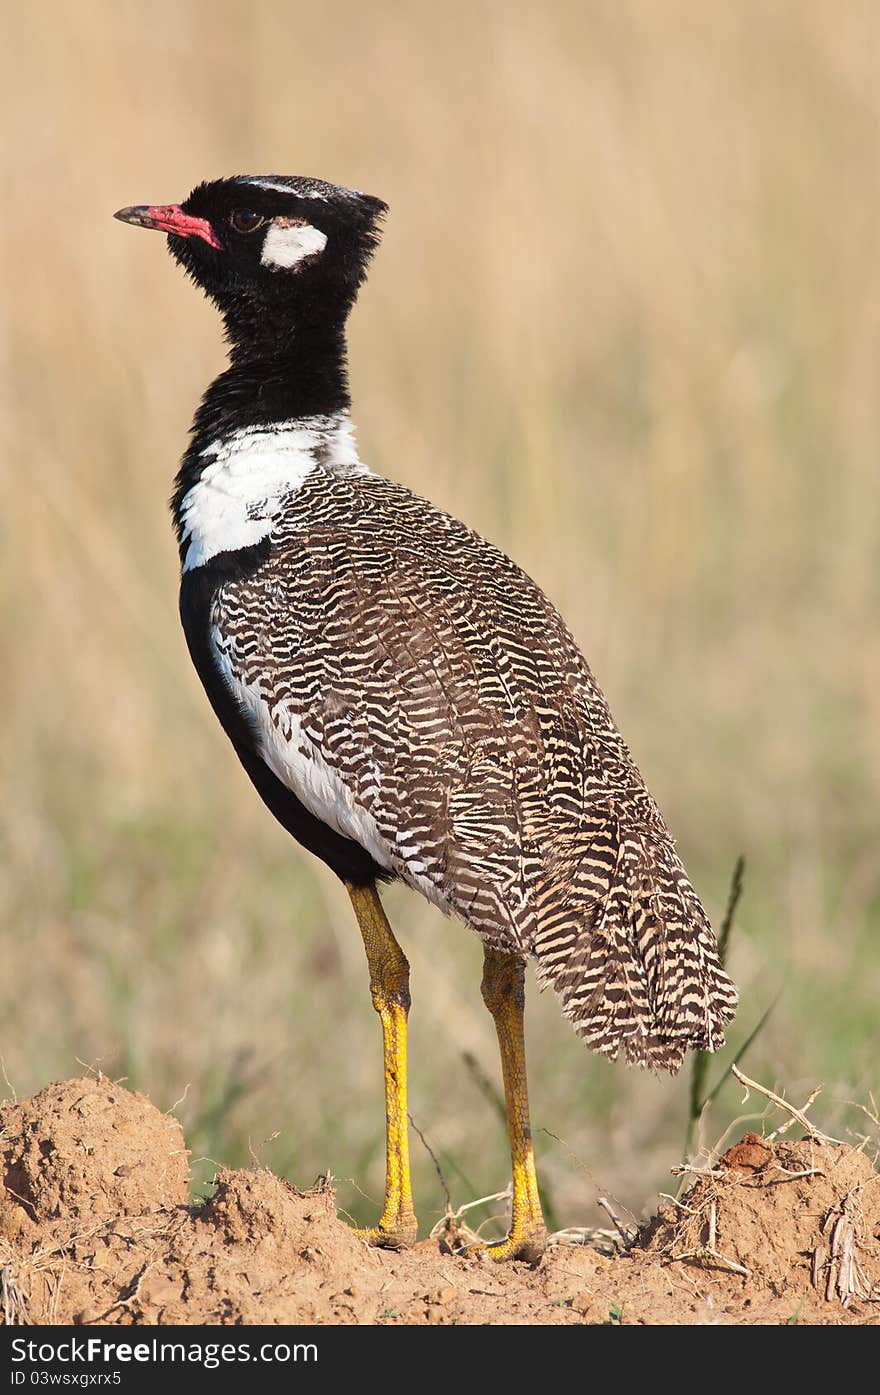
<box><xmin>179</xmin><ymin>413</ymin><xmax>363</xmax><ymax>572</ymax></box>
<box><xmin>261</xmin><ymin>221</ymin><xmax>328</xmax><ymax>270</ymax></box>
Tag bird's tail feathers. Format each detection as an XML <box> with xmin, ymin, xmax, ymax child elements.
<box><xmin>532</xmin><ymin>828</ymin><xmax>738</xmax><ymax>1072</ymax></box>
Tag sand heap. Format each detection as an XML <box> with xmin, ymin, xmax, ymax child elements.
<box><xmin>0</xmin><ymin>1077</ymin><xmax>876</xmax><ymax>1325</ymax></box>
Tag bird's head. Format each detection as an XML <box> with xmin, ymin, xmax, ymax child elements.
<box><xmin>115</xmin><ymin>174</ymin><xmax>387</xmax><ymax>345</ymax></box>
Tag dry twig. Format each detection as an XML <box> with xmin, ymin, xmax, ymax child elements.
<box><xmin>730</xmin><ymin>1065</ymin><xmax>843</xmax><ymax>1145</ymax></box>
<box><xmin>0</xmin><ymin>1265</ymin><xmax>29</xmax><ymax>1326</ymax></box>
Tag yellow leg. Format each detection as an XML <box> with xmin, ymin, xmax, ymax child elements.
<box><xmin>473</xmin><ymin>945</ymin><xmax>547</xmax><ymax>1263</ymax></box>
<box><xmin>346</xmin><ymin>881</ymin><xmax>417</xmax><ymax>1249</ymax></box>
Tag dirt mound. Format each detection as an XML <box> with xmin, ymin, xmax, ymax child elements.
<box><xmin>0</xmin><ymin>1078</ymin><xmax>877</xmax><ymax>1325</ymax></box>
<box><xmin>0</xmin><ymin>1078</ymin><xmax>188</xmax><ymax>1231</ymax></box>
<box><xmin>633</xmin><ymin>1132</ymin><xmax>880</xmax><ymax>1322</ymax></box>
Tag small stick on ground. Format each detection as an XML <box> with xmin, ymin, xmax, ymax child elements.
<box><xmin>428</xmin><ymin>1186</ymin><xmax>513</xmax><ymax>1251</ymax></box>
<box><xmin>730</xmin><ymin>1065</ymin><xmax>843</xmax><ymax>1146</ymax></box>
<box><xmin>658</xmin><ymin>1193</ymin><xmax>700</xmax><ymax>1216</ymax></box>
<box><xmin>547</xmin><ymin>1225</ymin><xmax>622</xmax><ymax>1253</ymax></box>
<box><xmin>671</xmin><ymin>1164</ymin><xmax>728</xmax><ymax>1180</ymax></box>
<box><xmin>768</xmin><ymin>1085</ymin><xmax>822</xmax><ymax>1140</ymax></box>
<box><xmin>668</xmin><ymin>1197</ymin><xmax>750</xmax><ymax>1279</ymax></box>
<box><xmin>1</xmin><ymin>1264</ymin><xmax>29</xmax><ymax>1325</ymax></box>
<box><xmin>670</xmin><ymin>1245</ymin><xmax>750</xmax><ymax>1278</ymax></box>
<box><xmin>596</xmin><ymin>1196</ymin><xmax>638</xmax><ymax>1248</ymax></box>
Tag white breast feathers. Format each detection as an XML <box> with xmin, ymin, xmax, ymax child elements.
<box><xmin>179</xmin><ymin>413</ymin><xmax>363</xmax><ymax>572</ymax></box>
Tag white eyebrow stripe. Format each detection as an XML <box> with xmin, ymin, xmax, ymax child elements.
<box><xmin>261</xmin><ymin>221</ymin><xmax>328</xmax><ymax>269</ymax></box>
<box><xmin>243</xmin><ymin>178</ymin><xmax>328</xmax><ymax>199</ymax></box>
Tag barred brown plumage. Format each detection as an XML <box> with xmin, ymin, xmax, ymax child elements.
<box><xmin>115</xmin><ymin>172</ymin><xmax>737</xmax><ymax>1260</ymax></box>
<box><xmin>212</xmin><ymin>466</ymin><xmax>737</xmax><ymax>1069</ymax></box>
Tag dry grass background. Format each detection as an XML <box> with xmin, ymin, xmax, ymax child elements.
<box><xmin>1</xmin><ymin>1</ymin><xmax>878</xmax><ymax>1236</ymax></box>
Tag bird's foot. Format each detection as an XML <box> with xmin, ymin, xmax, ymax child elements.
<box><xmin>462</xmin><ymin>1222</ymin><xmax>547</xmax><ymax>1265</ymax></box>
<box><xmin>354</xmin><ymin>1210</ymin><xmax>418</xmax><ymax>1251</ymax></box>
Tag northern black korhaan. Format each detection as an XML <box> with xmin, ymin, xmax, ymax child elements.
<box><xmin>115</xmin><ymin>175</ymin><xmax>737</xmax><ymax>1260</ymax></box>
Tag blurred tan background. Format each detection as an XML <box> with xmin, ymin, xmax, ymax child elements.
<box><xmin>1</xmin><ymin>1</ymin><xmax>878</xmax><ymax>1234</ymax></box>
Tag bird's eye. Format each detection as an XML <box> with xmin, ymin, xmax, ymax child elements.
<box><xmin>229</xmin><ymin>210</ymin><xmax>265</xmax><ymax>234</ymax></box>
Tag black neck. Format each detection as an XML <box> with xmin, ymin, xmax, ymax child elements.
<box><xmin>193</xmin><ymin>317</ymin><xmax>350</xmax><ymax>445</ymax></box>
<box><xmin>171</xmin><ymin>314</ymin><xmax>351</xmax><ymax>542</ymax></box>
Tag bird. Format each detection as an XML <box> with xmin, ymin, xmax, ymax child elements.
<box><xmin>114</xmin><ymin>175</ymin><xmax>737</xmax><ymax>1262</ymax></box>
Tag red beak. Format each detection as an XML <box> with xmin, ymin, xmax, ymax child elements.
<box><xmin>113</xmin><ymin>204</ymin><xmax>221</xmax><ymax>249</ymax></box>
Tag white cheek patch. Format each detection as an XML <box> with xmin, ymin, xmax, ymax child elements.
<box><xmin>261</xmin><ymin>220</ymin><xmax>328</xmax><ymax>270</ymax></box>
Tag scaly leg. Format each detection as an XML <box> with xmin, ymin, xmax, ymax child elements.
<box><xmin>472</xmin><ymin>945</ymin><xmax>547</xmax><ymax>1262</ymax></box>
<box><xmin>346</xmin><ymin>881</ymin><xmax>418</xmax><ymax>1248</ymax></box>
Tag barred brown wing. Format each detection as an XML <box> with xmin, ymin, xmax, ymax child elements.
<box><xmin>212</xmin><ymin>469</ymin><xmax>737</xmax><ymax>1069</ymax></box>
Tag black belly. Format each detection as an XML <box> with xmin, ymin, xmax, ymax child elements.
<box><xmin>178</xmin><ymin>547</ymin><xmax>390</xmax><ymax>887</ymax></box>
